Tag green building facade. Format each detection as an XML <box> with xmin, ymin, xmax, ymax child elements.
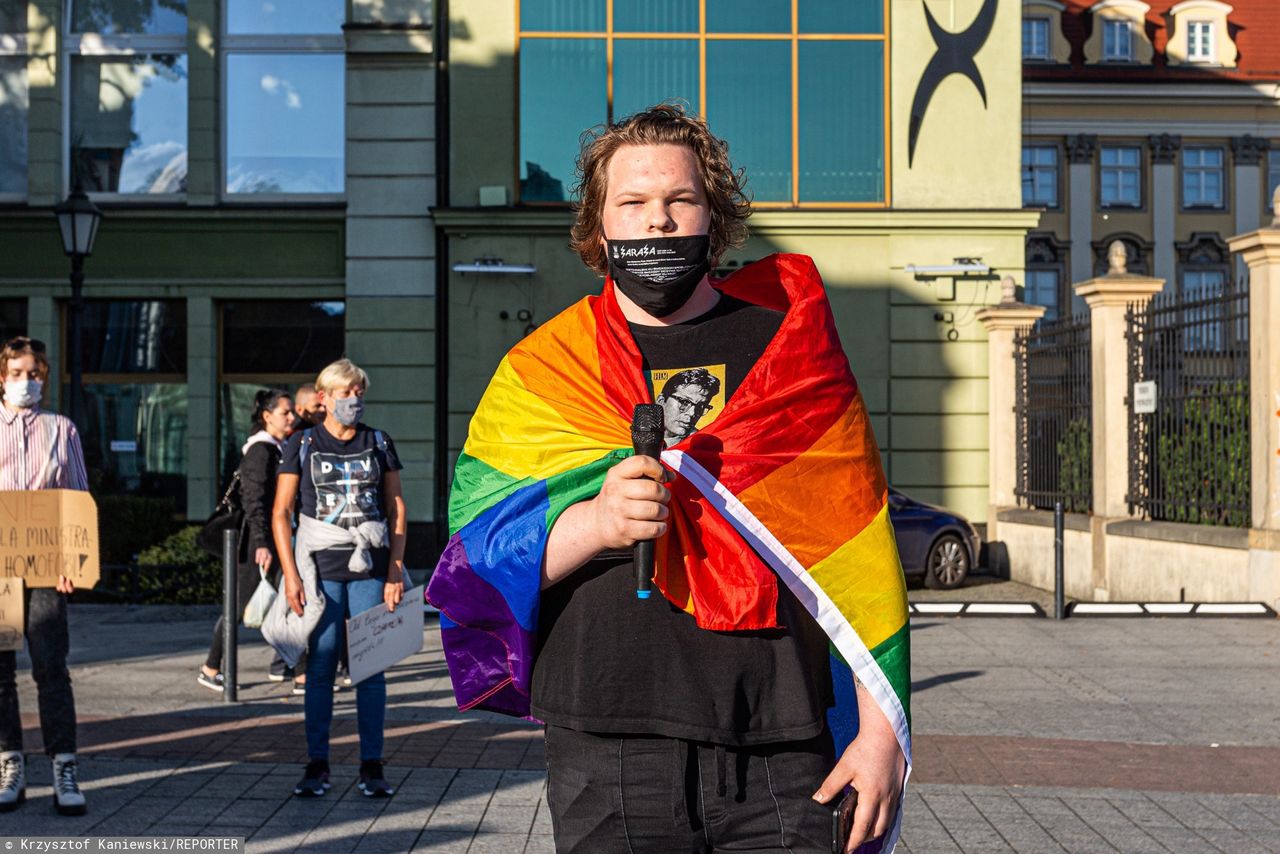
<box><xmin>0</xmin><ymin>0</ymin><xmax>439</xmax><ymax>559</ymax></box>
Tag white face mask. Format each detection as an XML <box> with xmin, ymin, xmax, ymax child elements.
<box><xmin>4</xmin><ymin>379</ymin><xmax>42</xmax><ymax>409</ymax></box>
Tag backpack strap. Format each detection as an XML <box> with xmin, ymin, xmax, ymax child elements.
<box><xmin>374</xmin><ymin>430</ymin><xmax>387</xmax><ymax>455</ymax></box>
<box><xmin>298</xmin><ymin>428</ymin><xmax>315</xmax><ymax>471</ymax></box>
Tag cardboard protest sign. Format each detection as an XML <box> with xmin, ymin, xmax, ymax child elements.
<box><xmin>0</xmin><ymin>578</ymin><xmax>23</xmax><ymax>652</ymax></box>
<box><xmin>346</xmin><ymin>586</ymin><xmax>425</xmax><ymax>686</ymax></box>
<box><xmin>0</xmin><ymin>489</ymin><xmax>99</xmax><ymax>589</ymax></box>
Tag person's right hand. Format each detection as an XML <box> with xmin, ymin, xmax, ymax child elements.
<box><xmin>255</xmin><ymin>548</ymin><xmax>272</xmax><ymax>572</ymax></box>
<box><xmin>284</xmin><ymin>571</ymin><xmax>306</xmax><ymax>617</ymax></box>
<box><xmin>588</xmin><ymin>455</ymin><xmax>674</xmax><ymax>550</ymax></box>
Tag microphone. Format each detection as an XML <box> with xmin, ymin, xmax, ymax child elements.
<box><xmin>631</xmin><ymin>403</ymin><xmax>664</xmax><ymax>600</ymax></box>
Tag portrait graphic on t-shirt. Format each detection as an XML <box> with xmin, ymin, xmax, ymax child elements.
<box><xmin>649</xmin><ymin>365</ymin><xmax>726</xmax><ymax>447</ymax></box>
<box><xmin>310</xmin><ymin>449</ymin><xmax>384</xmax><ymax>528</ymax></box>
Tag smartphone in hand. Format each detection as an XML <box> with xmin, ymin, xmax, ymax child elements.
<box><xmin>831</xmin><ymin>787</ymin><xmax>858</xmax><ymax>853</ymax></box>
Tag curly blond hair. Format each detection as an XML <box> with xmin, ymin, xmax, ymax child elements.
<box><xmin>569</xmin><ymin>104</ymin><xmax>752</xmax><ymax>276</ymax></box>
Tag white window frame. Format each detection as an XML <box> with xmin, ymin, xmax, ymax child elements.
<box><xmin>1023</xmin><ymin>16</ymin><xmax>1051</xmax><ymax>61</ymax></box>
<box><xmin>62</xmin><ymin>0</ymin><xmax>188</xmax><ymax>202</ymax></box>
<box><xmin>1187</xmin><ymin>19</ymin><xmax>1214</xmax><ymax>62</ymax></box>
<box><xmin>1182</xmin><ymin>146</ymin><xmax>1224</xmax><ymax>209</ymax></box>
<box><xmin>220</xmin><ymin>5</ymin><xmax>346</xmax><ymax>205</ymax></box>
<box><xmin>1100</xmin><ymin>145</ymin><xmax>1142</xmax><ymax>209</ymax></box>
<box><xmin>1022</xmin><ymin>144</ymin><xmax>1059</xmax><ymax>208</ymax></box>
<box><xmin>1103</xmin><ymin>18</ymin><xmax>1133</xmax><ymax>61</ymax></box>
<box><xmin>0</xmin><ymin>25</ymin><xmax>29</xmax><ymax>202</ymax></box>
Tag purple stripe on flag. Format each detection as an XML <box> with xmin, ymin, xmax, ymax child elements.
<box><xmin>427</xmin><ymin>534</ymin><xmax>537</xmax><ymax>716</ymax></box>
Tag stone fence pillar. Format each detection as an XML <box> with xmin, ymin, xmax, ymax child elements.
<box><xmin>976</xmin><ymin>282</ymin><xmax>1046</xmax><ymax>546</ymax></box>
<box><xmin>1072</xmin><ymin>244</ymin><xmax>1164</xmax><ymax>598</ymax></box>
<box><xmin>1229</xmin><ymin>194</ymin><xmax>1280</xmax><ymax>608</ymax></box>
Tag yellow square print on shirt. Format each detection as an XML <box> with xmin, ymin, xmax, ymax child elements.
<box><xmin>649</xmin><ymin>365</ymin><xmax>727</xmax><ymax>448</ymax></box>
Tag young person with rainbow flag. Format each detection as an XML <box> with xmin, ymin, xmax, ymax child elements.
<box><xmin>428</xmin><ymin>105</ymin><xmax>911</xmax><ymax>853</ymax></box>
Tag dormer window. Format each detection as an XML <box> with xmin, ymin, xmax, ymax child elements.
<box><xmin>1187</xmin><ymin>20</ymin><xmax>1214</xmax><ymax>61</ymax></box>
<box><xmin>1166</xmin><ymin>2</ymin><xmax>1237</xmax><ymax>68</ymax></box>
<box><xmin>1103</xmin><ymin>18</ymin><xmax>1133</xmax><ymax>60</ymax></box>
<box><xmin>1084</xmin><ymin>0</ymin><xmax>1154</xmax><ymax>66</ymax></box>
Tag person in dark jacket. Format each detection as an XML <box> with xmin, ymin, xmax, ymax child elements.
<box><xmin>199</xmin><ymin>388</ymin><xmax>297</xmax><ymax>693</ymax></box>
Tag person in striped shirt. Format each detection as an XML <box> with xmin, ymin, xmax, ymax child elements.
<box><xmin>0</xmin><ymin>337</ymin><xmax>89</xmax><ymax>816</ymax></box>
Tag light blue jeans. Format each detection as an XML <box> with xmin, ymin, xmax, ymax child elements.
<box><xmin>305</xmin><ymin>574</ymin><xmax>387</xmax><ymax>761</ymax></box>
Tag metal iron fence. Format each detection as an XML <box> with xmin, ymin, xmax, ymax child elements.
<box><xmin>1125</xmin><ymin>279</ymin><xmax>1250</xmax><ymax>527</ymax></box>
<box><xmin>1014</xmin><ymin>313</ymin><xmax>1093</xmax><ymax>512</ymax></box>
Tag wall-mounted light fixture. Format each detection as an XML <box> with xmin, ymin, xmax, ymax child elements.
<box><xmin>904</xmin><ymin>257</ymin><xmax>993</xmax><ymax>302</ymax></box>
<box><xmin>451</xmin><ymin>256</ymin><xmax>537</xmax><ymax>275</ymax></box>
<box><xmin>904</xmin><ymin>258</ymin><xmax>991</xmax><ymax>278</ymax></box>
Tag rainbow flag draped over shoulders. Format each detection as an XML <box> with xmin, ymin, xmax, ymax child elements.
<box><xmin>427</xmin><ymin>253</ymin><xmax>911</xmax><ymax>848</ymax></box>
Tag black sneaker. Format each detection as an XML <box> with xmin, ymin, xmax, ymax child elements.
<box><xmin>357</xmin><ymin>760</ymin><xmax>394</xmax><ymax>798</ymax></box>
<box><xmin>293</xmin><ymin>760</ymin><xmax>331</xmax><ymax>797</ymax></box>
<box><xmin>196</xmin><ymin>671</ymin><xmax>224</xmax><ymax>693</ymax></box>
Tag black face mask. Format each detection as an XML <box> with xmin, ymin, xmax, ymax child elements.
<box><xmin>606</xmin><ymin>235</ymin><xmax>711</xmax><ymax>319</ymax></box>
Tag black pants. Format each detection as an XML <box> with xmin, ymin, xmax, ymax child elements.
<box><xmin>0</xmin><ymin>587</ymin><xmax>76</xmax><ymax>756</ymax></box>
<box><xmin>544</xmin><ymin>725</ymin><xmax>836</xmax><ymax>854</ymax></box>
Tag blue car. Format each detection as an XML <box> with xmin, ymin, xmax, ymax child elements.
<box><xmin>888</xmin><ymin>487</ymin><xmax>982</xmax><ymax>589</ymax></box>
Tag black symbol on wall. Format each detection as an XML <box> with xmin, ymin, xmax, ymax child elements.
<box><xmin>908</xmin><ymin>0</ymin><xmax>999</xmax><ymax>168</ymax></box>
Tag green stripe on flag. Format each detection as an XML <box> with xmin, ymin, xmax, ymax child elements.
<box><xmin>870</xmin><ymin>621</ymin><xmax>911</xmax><ymax>729</ymax></box>
<box><xmin>448</xmin><ymin>452</ymin><xmax>530</xmax><ymax>535</ymax></box>
<box><xmin>542</xmin><ymin>449</ymin><xmax>631</xmax><ymax>531</ymax></box>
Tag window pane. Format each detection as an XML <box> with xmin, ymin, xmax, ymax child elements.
<box><xmin>226</xmin><ymin>53</ymin><xmax>344</xmax><ymax>194</ymax></box>
<box><xmin>799</xmin><ymin>41</ymin><xmax>883</xmax><ymax>202</ymax></box>
<box><xmin>0</xmin><ymin>57</ymin><xmax>27</xmax><ymax>194</ymax></box>
<box><xmin>77</xmin><ymin>300</ymin><xmax>186</xmax><ymax>374</ymax></box>
<box><xmin>707</xmin><ymin>0</ymin><xmax>789</xmax><ymax>33</ymax></box>
<box><xmin>71</xmin><ymin>0</ymin><xmax>186</xmax><ymax>35</ymax></box>
<box><xmin>520</xmin><ymin>0</ymin><xmax>605</xmax><ymax>31</ymax></box>
<box><xmin>613</xmin><ymin>0</ymin><xmax>697</xmax><ymax>33</ymax></box>
<box><xmin>227</xmin><ymin>0</ymin><xmax>344</xmax><ymax>35</ymax></box>
<box><xmin>80</xmin><ymin>383</ymin><xmax>187</xmax><ymax>510</ymax></box>
<box><xmin>707</xmin><ymin>40</ymin><xmax>790</xmax><ymax>201</ymax></box>
<box><xmin>520</xmin><ymin>38</ymin><xmax>605</xmax><ymax>202</ymax></box>
<box><xmin>221</xmin><ymin>300</ymin><xmax>345</xmax><ymax>375</ymax></box>
<box><xmin>799</xmin><ymin>0</ymin><xmax>882</xmax><ymax>34</ymax></box>
<box><xmin>0</xmin><ymin>1</ymin><xmax>22</xmax><ymax>32</ymax></box>
<box><xmin>70</xmin><ymin>54</ymin><xmax>187</xmax><ymax>194</ymax></box>
<box><xmin>0</xmin><ymin>298</ymin><xmax>26</xmax><ymax>340</ymax></box>
<box><xmin>612</xmin><ymin>39</ymin><xmax>698</xmax><ymax>122</ymax></box>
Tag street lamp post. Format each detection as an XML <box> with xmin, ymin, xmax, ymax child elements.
<box><xmin>53</xmin><ymin>184</ymin><xmax>102</xmax><ymax>429</ymax></box>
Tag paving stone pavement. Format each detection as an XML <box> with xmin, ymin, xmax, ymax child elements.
<box><xmin>3</xmin><ymin>600</ymin><xmax>1277</xmax><ymax>852</ymax></box>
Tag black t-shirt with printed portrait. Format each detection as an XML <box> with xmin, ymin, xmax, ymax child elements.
<box><xmin>279</xmin><ymin>422</ymin><xmax>403</xmax><ymax>581</ymax></box>
<box><xmin>530</xmin><ymin>293</ymin><xmax>837</xmax><ymax>746</ymax></box>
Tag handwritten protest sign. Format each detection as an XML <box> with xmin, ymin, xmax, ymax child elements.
<box><xmin>345</xmin><ymin>586</ymin><xmax>425</xmax><ymax>686</ymax></box>
<box><xmin>0</xmin><ymin>489</ymin><xmax>99</xmax><ymax>589</ymax></box>
<box><xmin>0</xmin><ymin>578</ymin><xmax>24</xmax><ymax>652</ymax></box>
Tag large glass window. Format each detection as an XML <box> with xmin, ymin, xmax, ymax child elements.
<box><xmin>0</xmin><ymin>298</ymin><xmax>26</xmax><ymax>340</ymax></box>
<box><xmin>68</xmin><ymin>300</ymin><xmax>188</xmax><ymax>509</ymax></box>
<box><xmin>1022</xmin><ymin>145</ymin><xmax>1059</xmax><ymax>208</ymax></box>
<box><xmin>1182</xmin><ymin>146</ymin><xmax>1224</xmax><ymax>209</ymax></box>
<box><xmin>1</xmin><ymin>3</ymin><xmax>27</xmax><ymax>196</ymax></box>
<box><xmin>517</xmin><ymin>0</ymin><xmax>889</xmax><ymax>206</ymax></box>
<box><xmin>223</xmin><ymin>0</ymin><xmax>345</xmax><ymax>197</ymax></box>
<box><xmin>217</xmin><ymin>299</ymin><xmax>344</xmax><ymax>482</ymax></box>
<box><xmin>1100</xmin><ymin>145</ymin><xmax>1141</xmax><ymax>209</ymax></box>
<box><xmin>67</xmin><ymin>1</ymin><xmax>188</xmax><ymax>195</ymax></box>
<box><xmin>1181</xmin><ymin>268</ymin><xmax>1227</xmax><ymax>351</ymax></box>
